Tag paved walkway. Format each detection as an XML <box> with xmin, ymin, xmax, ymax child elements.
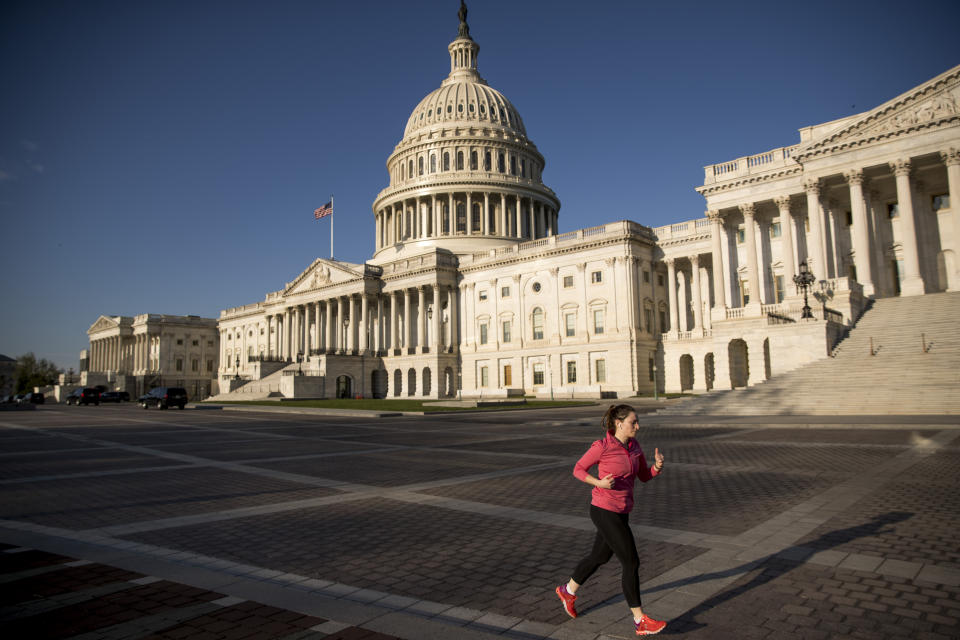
<box><xmin>1</xmin><ymin>405</ymin><xmax>958</xmax><ymax>639</ymax></box>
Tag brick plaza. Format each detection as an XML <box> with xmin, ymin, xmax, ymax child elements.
<box><xmin>1</xmin><ymin>404</ymin><xmax>958</xmax><ymax>639</ymax></box>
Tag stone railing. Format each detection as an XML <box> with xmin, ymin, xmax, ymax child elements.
<box><xmin>652</xmin><ymin>217</ymin><xmax>712</xmax><ymax>241</ymax></box>
<box><xmin>702</xmin><ymin>145</ymin><xmax>799</xmax><ymax>186</ymax></box>
<box><xmin>661</xmin><ymin>328</ymin><xmax>713</xmax><ymax>342</ymax></box>
<box><xmin>459</xmin><ymin>221</ymin><xmax>655</xmax><ymax>266</ymax></box>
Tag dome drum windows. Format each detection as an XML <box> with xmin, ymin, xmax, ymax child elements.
<box><xmin>470</xmin><ymin>151</ymin><xmax>478</xmax><ymax>171</ymax></box>
<box><xmin>456</xmin><ymin>151</ymin><xmax>464</xmax><ymax>171</ymax></box>
<box><xmin>443</xmin><ymin>152</ymin><xmax>450</xmax><ymax>171</ymax></box>
<box><xmin>418</xmin><ymin>157</ymin><xmax>424</xmax><ymax>176</ymax></box>
<box><xmin>430</xmin><ymin>154</ymin><xmax>436</xmax><ymax>173</ymax></box>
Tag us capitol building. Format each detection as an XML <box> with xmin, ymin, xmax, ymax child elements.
<box><xmin>87</xmin><ymin>5</ymin><xmax>960</xmax><ymax>401</ymax></box>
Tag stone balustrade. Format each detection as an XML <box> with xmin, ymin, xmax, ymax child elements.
<box><xmin>702</xmin><ymin>145</ymin><xmax>799</xmax><ymax>185</ymax></box>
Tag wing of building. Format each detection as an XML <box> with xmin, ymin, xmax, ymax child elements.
<box><xmin>106</xmin><ymin>5</ymin><xmax>960</xmax><ymax>402</ymax></box>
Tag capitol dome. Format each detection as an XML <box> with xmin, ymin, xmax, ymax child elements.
<box><xmin>371</xmin><ymin>2</ymin><xmax>560</xmax><ymax>262</ymax></box>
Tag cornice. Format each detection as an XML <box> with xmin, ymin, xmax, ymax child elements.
<box><xmin>458</xmin><ymin>235</ymin><xmax>653</xmax><ymax>275</ymax></box>
<box><xmin>373</xmin><ymin>179</ymin><xmax>560</xmax><ymax>210</ymax></box>
<box><xmin>695</xmin><ymin>165</ymin><xmax>803</xmax><ymax>196</ymax></box>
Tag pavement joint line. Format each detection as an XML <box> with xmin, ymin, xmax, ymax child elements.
<box><xmin>583</xmin><ymin>427</ymin><xmax>960</xmax><ymax>623</ymax></box>
<box><xmin>129</xmin><ymin>575</ymin><xmax>164</xmax><ymax>585</ymax></box>
<box><xmin>0</xmin><ymin>463</ymin><xmax>207</xmax><ymax>485</ymax></box>
<box><xmin>0</xmin><ymin>578</ymin><xmax>144</xmax><ymax>621</ymax></box>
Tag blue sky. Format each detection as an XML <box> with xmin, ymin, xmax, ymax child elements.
<box><xmin>1</xmin><ymin>0</ymin><xmax>958</xmax><ymax>371</ymax></box>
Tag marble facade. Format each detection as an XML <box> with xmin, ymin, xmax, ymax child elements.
<box><xmin>215</xmin><ymin>10</ymin><xmax>959</xmax><ymax>399</ymax></box>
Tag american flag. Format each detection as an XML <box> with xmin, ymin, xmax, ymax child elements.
<box><xmin>314</xmin><ymin>201</ymin><xmax>333</xmax><ymax>219</ymax></box>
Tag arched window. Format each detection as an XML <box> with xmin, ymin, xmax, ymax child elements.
<box><xmin>498</xmin><ymin>153</ymin><xmax>505</xmax><ymax>173</ymax></box>
<box><xmin>484</xmin><ymin>151</ymin><xmax>491</xmax><ymax>171</ymax></box>
<box><xmin>510</xmin><ymin>156</ymin><xmax>517</xmax><ymax>176</ymax></box>
<box><xmin>521</xmin><ymin>159</ymin><xmax>526</xmax><ymax>177</ymax></box>
<box><xmin>418</xmin><ymin>157</ymin><xmax>424</xmax><ymax>176</ymax></box>
<box><xmin>443</xmin><ymin>152</ymin><xmax>450</xmax><ymax>171</ymax></box>
<box><xmin>430</xmin><ymin>154</ymin><xmax>436</xmax><ymax>173</ymax></box>
<box><xmin>532</xmin><ymin>308</ymin><xmax>544</xmax><ymax>340</ymax></box>
<box><xmin>408</xmin><ymin>159</ymin><xmax>414</xmax><ymax>178</ymax></box>
<box><xmin>470</xmin><ymin>151</ymin><xmax>478</xmax><ymax>170</ymax></box>
<box><xmin>456</xmin><ymin>151</ymin><xmax>464</xmax><ymax>171</ymax></box>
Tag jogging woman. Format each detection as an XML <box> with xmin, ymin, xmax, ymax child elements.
<box><xmin>555</xmin><ymin>404</ymin><xmax>667</xmax><ymax>636</ymax></box>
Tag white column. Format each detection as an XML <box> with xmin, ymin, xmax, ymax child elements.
<box><xmin>690</xmin><ymin>254</ymin><xmax>703</xmax><ymax>331</ymax></box>
<box><xmin>334</xmin><ymin>297</ymin><xmax>343</xmax><ymax>352</ymax></box>
<box><xmin>940</xmin><ymin>148</ymin><xmax>960</xmax><ymax>290</ymax></box>
<box><xmin>325</xmin><ymin>301</ymin><xmax>333</xmax><ymax>353</ymax></box>
<box><xmin>740</xmin><ymin>203</ymin><xmax>761</xmax><ymax>307</ymax></box>
<box><xmin>773</xmin><ymin>197</ymin><xmax>797</xmax><ymax>296</ymax></box>
<box><xmin>348</xmin><ymin>296</ymin><xmax>357</xmax><ymax>352</ymax></box>
<box><xmin>803</xmin><ymin>179</ymin><xmax>827</xmax><ymax>280</ymax></box>
<box><xmin>375</xmin><ymin>295</ymin><xmax>384</xmax><ymax>352</ymax></box>
<box><xmin>666</xmin><ymin>258</ymin><xmax>679</xmax><ymax>336</ymax></box>
<box><xmin>890</xmin><ymin>159</ymin><xmax>925</xmax><ymax>296</ymax></box>
<box><xmin>528</xmin><ymin>199</ymin><xmax>535</xmax><ymax>240</ymax></box>
<box><xmin>446</xmin><ymin>287</ymin><xmax>456</xmax><ymax>349</ymax></box>
<box><xmin>482</xmin><ymin>192</ymin><xmax>489</xmax><ymax>235</ymax></box>
<box><xmin>844</xmin><ymin>170</ymin><xmax>874</xmax><ymax>296</ymax></box>
<box><xmin>500</xmin><ymin>193</ymin><xmax>507</xmax><ymax>236</ymax></box>
<box><xmin>432</xmin><ymin>286</ymin><xmax>441</xmax><ymax>350</ymax></box>
<box><xmin>447</xmin><ymin>193</ymin><xmax>453</xmax><ymax>235</ymax></box>
<box><xmin>707</xmin><ymin>210</ymin><xmax>727</xmax><ymax>311</ymax></box>
<box><xmin>403</xmin><ymin>288</ymin><xmax>412</xmax><ymax>350</ymax></box>
<box><xmin>283</xmin><ymin>309</ymin><xmax>291</xmax><ymax>359</ymax></box>
<box><xmin>360</xmin><ymin>295</ymin><xmax>369</xmax><ymax>352</ymax></box>
<box><xmin>315</xmin><ymin>302</ymin><xmax>322</xmax><ymax>352</ymax></box>
<box><xmin>432</xmin><ymin>195</ymin><xmax>438</xmax><ymax>238</ymax></box>
<box><xmin>465</xmin><ymin>192</ymin><xmax>472</xmax><ymax>235</ymax></box>
<box><xmin>391</xmin><ymin>291</ymin><xmax>400</xmax><ymax>351</ymax></box>
<box><xmin>417</xmin><ymin>286</ymin><xmax>426</xmax><ymax>352</ymax></box>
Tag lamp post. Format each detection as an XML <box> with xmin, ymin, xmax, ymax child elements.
<box><xmin>296</xmin><ymin>350</ymin><xmax>303</xmax><ymax>376</ymax></box>
<box><xmin>342</xmin><ymin>317</ymin><xmax>348</xmax><ymax>354</ymax></box>
<box><xmin>427</xmin><ymin>305</ymin><xmax>433</xmax><ymax>351</ymax></box>
<box><xmin>653</xmin><ymin>362</ymin><xmax>658</xmax><ymax>401</ymax></box>
<box><xmin>793</xmin><ymin>260</ymin><xmax>817</xmax><ymax>319</ymax></box>
<box><xmin>234</xmin><ymin>355</ymin><xmax>240</xmax><ymax>380</ymax></box>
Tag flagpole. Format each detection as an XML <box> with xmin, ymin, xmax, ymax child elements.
<box><xmin>330</xmin><ymin>194</ymin><xmax>334</xmax><ymax>260</ymax></box>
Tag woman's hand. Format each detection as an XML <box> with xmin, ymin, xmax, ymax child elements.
<box><xmin>595</xmin><ymin>474</ymin><xmax>615</xmax><ymax>489</ymax></box>
<box><xmin>654</xmin><ymin>447</ymin><xmax>664</xmax><ymax>470</ymax></box>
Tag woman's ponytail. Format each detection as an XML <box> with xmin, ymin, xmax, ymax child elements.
<box><xmin>602</xmin><ymin>403</ymin><xmax>635</xmax><ymax>434</ymax></box>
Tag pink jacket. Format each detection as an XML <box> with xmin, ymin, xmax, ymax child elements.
<box><xmin>573</xmin><ymin>433</ymin><xmax>660</xmax><ymax>514</ymax></box>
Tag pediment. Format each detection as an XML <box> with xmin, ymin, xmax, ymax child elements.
<box><xmin>88</xmin><ymin>315</ymin><xmax>120</xmax><ymax>335</ymax></box>
<box><xmin>795</xmin><ymin>65</ymin><xmax>960</xmax><ymax>159</ymax></box>
<box><xmin>284</xmin><ymin>258</ymin><xmax>363</xmax><ymax>295</ymax></box>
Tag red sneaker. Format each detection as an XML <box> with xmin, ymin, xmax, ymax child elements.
<box><xmin>555</xmin><ymin>585</ymin><xmax>577</xmax><ymax>618</ymax></box>
<box><xmin>635</xmin><ymin>613</ymin><xmax>666</xmax><ymax>636</ymax></box>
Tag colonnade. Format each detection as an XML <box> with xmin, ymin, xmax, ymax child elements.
<box><xmin>707</xmin><ymin>151</ymin><xmax>960</xmax><ymax>304</ymax></box>
<box><xmin>239</xmin><ymin>285</ymin><xmax>460</xmax><ymax>364</ymax></box>
<box><xmin>89</xmin><ymin>334</ymin><xmax>161</xmax><ymax>373</ymax></box>
<box><xmin>375</xmin><ymin>192</ymin><xmax>558</xmax><ymax>249</ymax></box>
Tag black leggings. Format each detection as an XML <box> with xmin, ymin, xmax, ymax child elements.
<box><xmin>571</xmin><ymin>504</ymin><xmax>642</xmax><ymax>607</ymax></box>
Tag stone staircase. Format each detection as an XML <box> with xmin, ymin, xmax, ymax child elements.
<box><xmin>658</xmin><ymin>292</ymin><xmax>960</xmax><ymax>415</ymax></box>
<box><xmin>206</xmin><ymin>364</ymin><xmax>298</xmax><ymax>402</ymax></box>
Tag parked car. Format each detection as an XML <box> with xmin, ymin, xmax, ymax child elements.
<box><xmin>139</xmin><ymin>387</ymin><xmax>188</xmax><ymax>410</ymax></box>
<box><xmin>12</xmin><ymin>394</ymin><xmax>25</xmax><ymax>404</ymax></box>
<box><xmin>66</xmin><ymin>388</ymin><xmax>100</xmax><ymax>406</ymax></box>
<box><xmin>100</xmin><ymin>391</ymin><xmax>123</xmax><ymax>403</ymax></box>
<box><xmin>22</xmin><ymin>392</ymin><xmax>45</xmax><ymax>404</ymax></box>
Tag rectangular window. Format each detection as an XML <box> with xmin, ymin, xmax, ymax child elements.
<box><xmin>192</xmin><ymin>339</ymin><xmax>199</xmax><ymax>346</ymax></box>
<box><xmin>644</xmin><ymin>307</ymin><xmax>653</xmax><ymax>334</ymax></box>
<box><xmin>206</xmin><ymin>359</ymin><xmax>213</xmax><ymax>372</ymax></box>
<box><xmin>648</xmin><ymin>357</ymin><xmax>655</xmax><ymax>382</ymax></box>
<box><xmin>595</xmin><ymin>359</ymin><xmax>606</xmax><ymax>383</ymax></box>
<box><xmin>739</xmin><ymin>279</ymin><xmax>750</xmax><ymax>306</ymax></box>
<box><xmin>501</xmin><ymin>286</ymin><xmax>510</xmax><ymax>298</ymax></box>
<box><xmin>643</xmin><ymin>270</ymin><xmax>650</xmax><ymax>283</ymax></box>
<box><xmin>479</xmin><ymin>290</ymin><xmax>487</xmax><ymax>300</ymax></box>
<box><xmin>888</xmin><ymin>202</ymin><xmax>899</xmax><ymax>218</ymax></box>
<box><xmin>566</xmin><ymin>360</ymin><xmax>577</xmax><ymax>384</ymax></box>
<box><xmin>659</xmin><ymin>309</ymin><xmax>666</xmax><ymax>332</ymax></box>
<box><xmin>503</xmin><ymin>364</ymin><xmax>512</xmax><ymax>386</ymax></box>
<box><xmin>932</xmin><ymin>194</ymin><xmax>950</xmax><ymax>212</ymax></box>
<box><xmin>774</xmin><ymin>275</ymin><xmax>785</xmax><ymax>303</ymax></box>
<box><xmin>480</xmin><ymin>366</ymin><xmax>488</xmax><ymax>387</ymax></box>
<box><xmin>502</xmin><ymin>320</ymin><xmax>511</xmax><ymax>343</ymax></box>
<box><xmin>593</xmin><ymin>309</ymin><xmax>604</xmax><ymax>334</ymax></box>
<box><xmin>176</xmin><ymin>339</ymin><xmax>184</xmax><ymax>345</ymax></box>
<box><xmin>176</xmin><ymin>358</ymin><xmax>183</xmax><ymax>371</ymax></box>
<box><xmin>591</xmin><ymin>271</ymin><xmax>602</xmax><ymax>283</ymax></box>
<box><xmin>563</xmin><ymin>275</ymin><xmax>574</xmax><ymax>288</ymax></box>
<box><xmin>736</xmin><ymin>226</ymin><xmax>746</xmax><ymax>244</ymax></box>
<box><xmin>657</xmin><ymin>274</ymin><xmax>664</xmax><ymax>286</ymax></box>
<box><xmin>533</xmin><ymin>363</ymin><xmax>544</xmax><ymax>386</ymax></box>
<box><xmin>480</xmin><ymin>323</ymin><xmax>488</xmax><ymax>345</ymax></box>
<box><xmin>565</xmin><ymin>313</ymin><xmax>576</xmax><ymax>337</ymax></box>
<box><xmin>770</xmin><ymin>222</ymin><xmax>781</xmax><ymax>238</ymax></box>
<box><xmin>191</xmin><ymin>359</ymin><xmax>198</xmax><ymax>372</ymax></box>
